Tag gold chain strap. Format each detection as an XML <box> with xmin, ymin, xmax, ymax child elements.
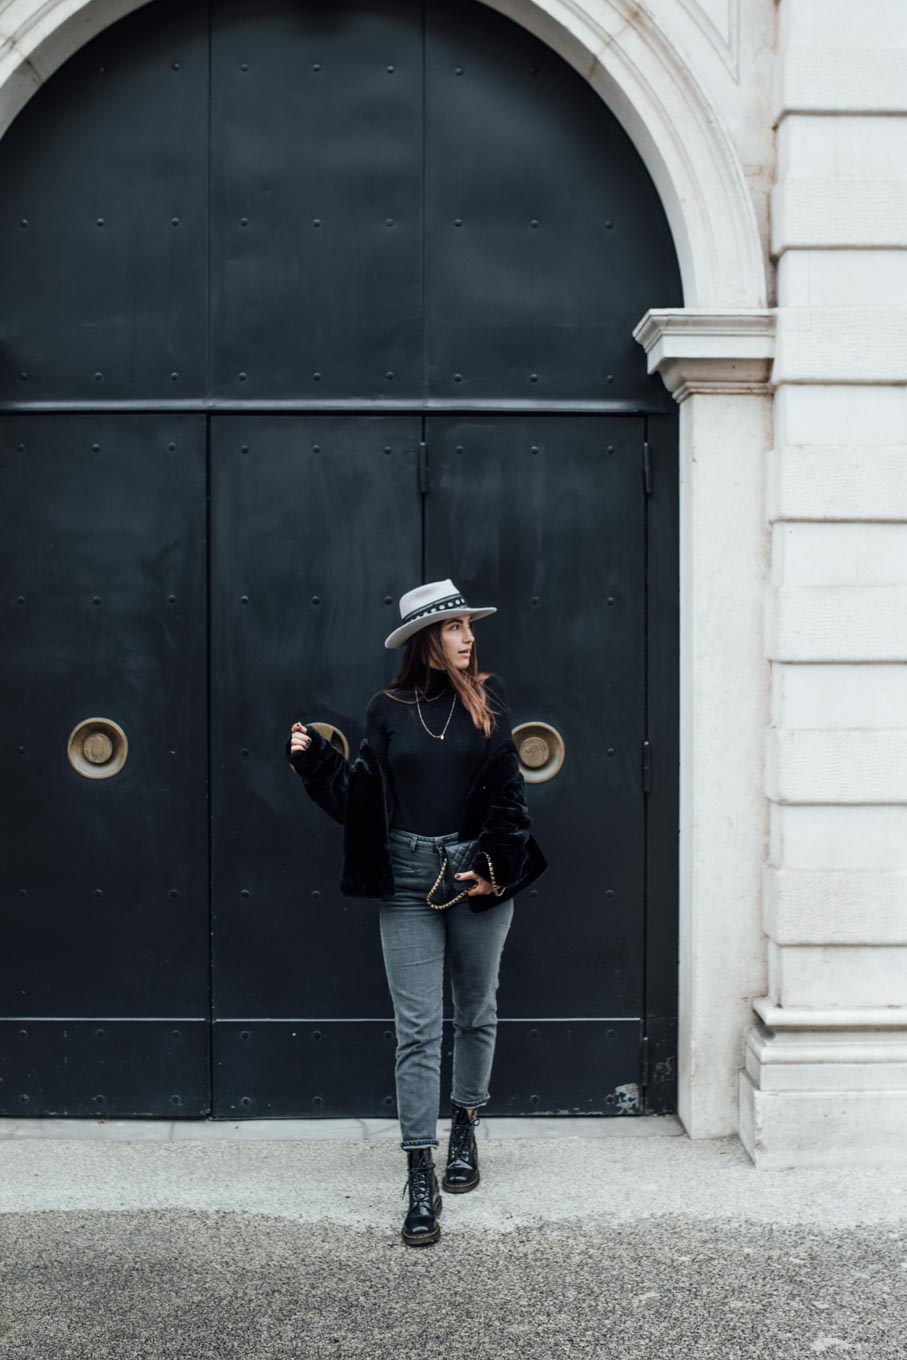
<box><xmin>481</xmin><ymin>850</ymin><xmax>508</xmax><ymax>897</ymax></box>
<box><xmin>425</xmin><ymin>849</ymin><xmax>507</xmax><ymax>909</ymax></box>
<box><xmin>425</xmin><ymin>854</ymin><xmax>471</xmax><ymax>909</ymax></box>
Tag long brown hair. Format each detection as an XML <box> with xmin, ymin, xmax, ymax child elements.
<box><xmin>378</xmin><ymin>620</ymin><xmax>504</xmax><ymax>740</ymax></box>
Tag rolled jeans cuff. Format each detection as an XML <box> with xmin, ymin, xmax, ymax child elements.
<box><xmin>451</xmin><ymin>1094</ymin><xmax>490</xmax><ymax>1111</ymax></box>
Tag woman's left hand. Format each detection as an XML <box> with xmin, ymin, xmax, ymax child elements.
<box><xmin>454</xmin><ymin>870</ymin><xmax>494</xmax><ymax>896</ymax></box>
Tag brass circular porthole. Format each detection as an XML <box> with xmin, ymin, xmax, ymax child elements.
<box><xmin>67</xmin><ymin>717</ymin><xmax>128</xmax><ymax>780</ymax></box>
<box><xmin>513</xmin><ymin>721</ymin><xmax>564</xmax><ymax>784</ymax></box>
<box><xmin>309</xmin><ymin>722</ymin><xmax>350</xmax><ymax>762</ymax></box>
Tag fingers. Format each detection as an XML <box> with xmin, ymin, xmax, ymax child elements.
<box><xmin>289</xmin><ymin>722</ymin><xmax>312</xmax><ymax>755</ymax></box>
<box><xmin>455</xmin><ymin>870</ymin><xmax>492</xmax><ymax>896</ymax></box>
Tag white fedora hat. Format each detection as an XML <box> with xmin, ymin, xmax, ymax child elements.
<box><xmin>384</xmin><ymin>578</ymin><xmax>497</xmax><ymax>649</ymax></box>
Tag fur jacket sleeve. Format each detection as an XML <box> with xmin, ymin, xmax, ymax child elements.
<box><xmin>285</xmin><ymin>724</ymin><xmax>548</xmax><ymax>908</ymax></box>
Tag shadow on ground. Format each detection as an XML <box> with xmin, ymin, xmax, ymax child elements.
<box><xmin>0</xmin><ymin>1207</ymin><xmax>902</xmax><ymax>1359</ymax></box>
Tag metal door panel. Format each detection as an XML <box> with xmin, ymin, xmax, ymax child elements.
<box><xmin>0</xmin><ymin>0</ymin><xmax>680</xmax><ymax>1121</ymax></box>
<box><xmin>209</xmin><ymin>414</ymin><xmax>422</xmax><ymax>1113</ymax></box>
<box><xmin>426</xmin><ymin>410</ymin><xmax>652</xmax><ymax>1104</ymax></box>
<box><xmin>642</xmin><ymin>409</ymin><xmax>680</xmax><ymax>1113</ymax></box>
<box><xmin>0</xmin><ymin>1020</ymin><xmax>209</xmax><ymax>1118</ymax></box>
<box><xmin>424</xmin><ymin>415</ymin><xmax>647</xmax><ymax>1102</ymax></box>
<box><xmin>210</xmin><ymin>0</ymin><xmax>424</xmax><ymax>403</ymax></box>
<box><xmin>0</xmin><ymin>0</ymin><xmax>209</xmax><ymax>405</ymax></box>
<box><xmin>0</xmin><ymin>414</ymin><xmax>208</xmax><ymax>1114</ymax></box>
<box><xmin>424</xmin><ymin>0</ymin><xmax>681</xmax><ymax>405</ymax></box>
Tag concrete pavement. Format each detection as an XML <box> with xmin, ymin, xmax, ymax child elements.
<box><xmin>0</xmin><ymin>1116</ymin><xmax>905</xmax><ymax>1358</ymax></box>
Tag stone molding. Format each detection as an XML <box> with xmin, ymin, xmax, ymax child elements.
<box><xmin>753</xmin><ymin>998</ymin><xmax>907</xmax><ymax>1034</ymax></box>
<box><xmin>633</xmin><ymin>307</ymin><xmax>776</xmax><ymax>400</ymax></box>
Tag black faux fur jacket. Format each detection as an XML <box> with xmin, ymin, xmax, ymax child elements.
<box><xmin>285</xmin><ymin>725</ymin><xmax>548</xmax><ymax>910</ymax></box>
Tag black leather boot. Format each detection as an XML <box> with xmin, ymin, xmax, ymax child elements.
<box><xmin>442</xmin><ymin>1101</ymin><xmax>481</xmax><ymax>1193</ymax></box>
<box><xmin>401</xmin><ymin>1146</ymin><xmax>442</xmax><ymax>1246</ymax></box>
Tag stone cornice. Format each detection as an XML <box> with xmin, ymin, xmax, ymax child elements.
<box><xmin>633</xmin><ymin>307</ymin><xmax>776</xmax><ymax>401</ymax></box>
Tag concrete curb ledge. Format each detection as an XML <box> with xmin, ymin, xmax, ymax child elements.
<box><xmin>0</xmin><ymin>1114</ymin><xmax>685</xmax><ymax>1142</ymax></box>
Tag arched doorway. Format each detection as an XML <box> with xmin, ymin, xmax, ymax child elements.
<box><xmin>0</xmin><ymin>0</ymin><xmax>682</xmax><ymax>1118</ymax></box>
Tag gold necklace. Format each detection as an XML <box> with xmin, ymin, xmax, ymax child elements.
<box><xmin>416</xmin><ymin>688</ymin><xmax>457</xmax><ymax>740</ymax></box>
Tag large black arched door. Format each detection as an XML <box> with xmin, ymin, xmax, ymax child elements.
<box><xmin>0</xmin><ymin>0</ymin><xmax>680</xmax><ymax>1118</ymax></box>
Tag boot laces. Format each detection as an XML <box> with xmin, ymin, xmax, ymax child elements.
<box><xmin>449</xmin><ymin>1109</ymin><xmax>479</xmax><ymax>1161</ymax></box>
<box><xmin>402</xmin><ymin>1158</ymin><xmax>436</xmax><ymax>1204</ymax></box>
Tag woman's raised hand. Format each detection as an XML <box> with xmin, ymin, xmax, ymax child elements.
<box><xmin>289</xmin><ymin>721</ymin><xmax>312</xmax><ymax>757</ymax></box>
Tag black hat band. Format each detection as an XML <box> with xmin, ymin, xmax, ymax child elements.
<box><xmin>400</xmin><ymin>593</ymin><xmax>469</xmax><ymax>625</ymax></box>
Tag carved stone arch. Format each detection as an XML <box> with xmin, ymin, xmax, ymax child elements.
<box><xmin>0</xmin><ymin>0</ymin><xmax>766</xmax><ymax>307</ymax></box>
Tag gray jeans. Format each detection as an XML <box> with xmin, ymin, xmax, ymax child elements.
<box><xmin>379</xmin><ymin>827</ymin><xmax>515</xmax><ymax>1150</ymax></box>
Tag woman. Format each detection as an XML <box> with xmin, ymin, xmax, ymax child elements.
<box><xmin>285</xmin><ymin>578</ymin><xmax>547</xmax><ymax>1247</ymax></box>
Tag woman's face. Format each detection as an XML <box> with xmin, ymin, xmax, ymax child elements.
<box><xmin>437</xmin><ymin>615</ymin><xmax>475</xmax><ymax>671</ymax></box>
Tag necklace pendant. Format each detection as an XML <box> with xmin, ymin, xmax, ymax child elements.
<box><xmin>440</xmin><ymin>733</ymin><xmax>445</xmax><ymax>740</ymax></box>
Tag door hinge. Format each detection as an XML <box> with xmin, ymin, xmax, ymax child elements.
<box><xmin>639</xmin><ymin>1034</ymin><xmax>651</xmax><ymax>1088</ymax></box>
<box><xmin>642</xmin><ymin>739</ymin><xmax>651</xmax><ymax>794</ymax></box>
<box><xmin>418</xmin><ymin>440</ymin><xmax>428</xmax><ymax>495</ymax></box>
<box><xmin>642</xmin><ymin>438</ymin><xmax>652</xmax><ymax>496</ymax></box>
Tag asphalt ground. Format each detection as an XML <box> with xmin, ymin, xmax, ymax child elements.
<box><xmin>1</xmin><ymin>1122</ymin><xmax>905</xmax><ymax>1359</ymax></box>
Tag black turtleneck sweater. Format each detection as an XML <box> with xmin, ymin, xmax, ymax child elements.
<box><xmin>366</xmin><ymin>670</ymin><xmax>512</xmax><ymax>835</ymax></box>
<box><xmin>288</xmin><ymin>669</ymin><xmax>512</xmax><ymax>836</ymax></box>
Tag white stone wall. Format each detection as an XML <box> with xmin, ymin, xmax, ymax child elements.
<box><xmin>739</xmin><ymin>0</ymin><xmax>907</xmax><ymax>1166</ymax></box>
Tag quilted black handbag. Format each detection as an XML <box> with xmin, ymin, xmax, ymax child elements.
<box><xmin>425</xmin><ymin>839</ymin><xmax>505</xmax><ymax>909</ymax></box>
